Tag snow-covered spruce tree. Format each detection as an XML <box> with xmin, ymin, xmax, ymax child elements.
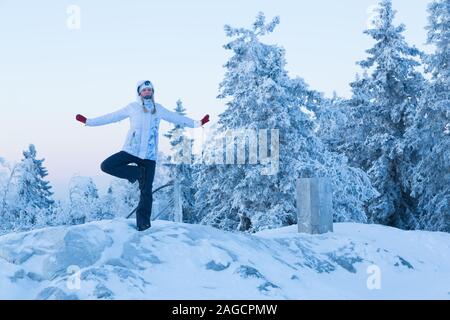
<box><xmin>194</xmin><ymin>13</ymin><xmax>377</xmax><ymax>232</ymax></box>
<box><xmin>288</xmin><ymin>77</ymin><xmax>379</xmax><ymax>226</ymax></box>
<box><xmin>314</xmin><ymin>92</ymin><xmax>352</xmax><ymax>157</ymax></box>
<box><xmin>0</xmin><ymin>157</ymin><xmax>7</xmax><ymax>186</ymax></box>
<box><xmin>59</xmin><ymin>175</ymin><xmax>100</xmax><ymax>225</ymax></box>
<box><xmin>97</xmin><ymin>185</ymin><xmax>117</xmax><ymax>220</ymax></box>
<box><xmin>316</xmin><ymin>72</ymin><xmax>379</xmax><ymax>177</ymax></box>
<box><xmin>98</xmin><ymin>178</ymin><xmax>139</xmax><ymax>219</ymax></box>
<box><xmin>404</xmin><ymin>0</ymin><xmax>450</xmax><ymax>232</ymax></box>
<box><xmin>0</xmin><ymin>157</ymin><xmax>15</xmax><ymax>234</ymax></box>
<box><xmin>10</xmin><ymin>144</ymin><xmax>55</xmax><ymax>230</ymax></box>
<box><xmin>191</xmin><ymin>121</ymin><xmax>229</xmax><ymax>226</ymax></box>
<box><xmin>150</xmin><ymin>151</ymin><xmax>175</xmax><ymax>220</ymax></box>
<box><xmin>340</xmin><ymin>0</ymin><xmax>426</xmax><ymax>228</ymax></box>
<box><xmin>162</xmin><ymin>100</ymin><xmax>197</xmax><ymax>223</ymax></box>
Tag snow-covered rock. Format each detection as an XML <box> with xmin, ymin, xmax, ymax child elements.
<box><xmin>0</xmin><ymin>218</ymin><xmax>448</xmax><ymax>299</ymax></box>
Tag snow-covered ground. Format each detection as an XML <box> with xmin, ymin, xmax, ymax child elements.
<box><xmin>0</xmin><ymin>218</ymin><xmax>449</xmax><ymax>299</ymax></box>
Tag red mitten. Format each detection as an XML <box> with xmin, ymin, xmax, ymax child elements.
<box><xmin>76</xmin><ymin>114</ymin><xmax>87</xmax><ymax>124</ymax></box>
<box><xmin>200</xmin><ymin>114</ymin><xmax>210</xmax><ymax>126</ymax></box>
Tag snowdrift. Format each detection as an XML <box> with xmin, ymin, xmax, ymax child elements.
<box><xmin>0</xmin><ymin>218</ymin><xmax>449</xmax><ymax>299</ymax></box>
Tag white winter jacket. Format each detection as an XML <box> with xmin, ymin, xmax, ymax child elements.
<box><xmin>85</xmin><ymin>99</ymin><xmax>201</xmax><ymax>161</ymax></box>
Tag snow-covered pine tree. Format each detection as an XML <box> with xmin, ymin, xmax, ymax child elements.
<box><xmin>148</xmin><ymin>151</ymin><xmax>173</xmax><ymax>220</ymax></box>
<box><xmin>97</xmin><ymin>185</ymin><xmax>116</xmax><ymax>220</ymax></box>
<box><xmin>161</xmin><ymin>99</ymin><xmax>196</xmax><ymax>223</ymax></box>
<box><xmin>340</xmin><ymin>0</ymin><xmax>426</xmax><ymax>228</ymax></box>
<box><xmin>12</xmin><ymin>144</ymin><xmax>55</xmax><ymax>230</ymax></box>
<box><xmin>314</xmin><ymin>91</ymin><xmax>351</xmax><ymax>157</ymax></box>
<box><xmin>59</xmin><ymin>175</ymin><xmax>100</xmax><ymax>225</ymax></box>
<box><xmin>0</xmin><ymin>157</ymin><xmax>15</xmax><ymax>233</ymax></box>
<box><xmin>194</xmin><ymin>12</ymin><xmax>377</xmax><ymax>232</ymax></box>
<box><xmin>100</xmin><ymin>178</ymin><xmax>139</xmax><ymax>219</ymax></box>
<box><xmin>404</xmin><ymin>0</ymin><xmax>450</xmax><ymax>232</ymax></box>
<box><xmin>191</xmin><ymin>121</ymin><xmax>228</xmax><ymax>226</ymax></box>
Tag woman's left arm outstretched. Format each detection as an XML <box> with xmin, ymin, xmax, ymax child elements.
<box><xmin>158</xmin><ymin>104</ymin><xmax>209</xmax><ymax>128</ymax></box>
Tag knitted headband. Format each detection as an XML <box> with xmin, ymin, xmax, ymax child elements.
<box><xmin>137</xmin><ymin>80</ymin><xmax>154</xmax><ymax>94</ymax></box>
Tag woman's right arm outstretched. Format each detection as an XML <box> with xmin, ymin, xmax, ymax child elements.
<box><xmin>76</xmin><ymin>105</ymin><xmax>130</xmax><ymax>127</ymax></box>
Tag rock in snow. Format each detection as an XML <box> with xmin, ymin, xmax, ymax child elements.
<box><xmin>0</xmin><ymin>218</ymin><xmax>449</xmax><ymax>299</ymax></box>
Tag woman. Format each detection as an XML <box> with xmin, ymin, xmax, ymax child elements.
<box><xmin>75</xmin><ymin>80</ymin><xmax>210</xmax><ymax>231</ymax></box>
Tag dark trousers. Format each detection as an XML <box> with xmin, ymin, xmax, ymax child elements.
<box><xmin>100</xmin><ymin>151</ymin><xmax>156</xmax><ymax>228</ymax></box>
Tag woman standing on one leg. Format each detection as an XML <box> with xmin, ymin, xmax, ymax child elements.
<box><xmin>75</xmin><ymin>80</ymin><xmax>210</xmax><ymax>231</ymax></box>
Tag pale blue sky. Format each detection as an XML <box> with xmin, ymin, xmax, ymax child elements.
<box><xmin>0</xmin><ymin>0</ymin><xmax>432</xmax><ymax>199</ymax></box>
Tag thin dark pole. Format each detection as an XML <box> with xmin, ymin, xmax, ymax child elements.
<box><xmin>126</xmin><ymin>180</ymin><xmax>174</xmax><ymax>219</ymax></box>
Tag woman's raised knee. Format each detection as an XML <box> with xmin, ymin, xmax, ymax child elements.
<box><xmin>100</xmin><ymin>160</ymin><xmax>110</xmax><ymax>173</ymax></box>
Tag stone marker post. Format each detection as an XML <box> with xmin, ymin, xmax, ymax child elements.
<box><xmin>296</xmin><ymin>177</ymin><xmax>333</xmax><ymax>234</ymax></box>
